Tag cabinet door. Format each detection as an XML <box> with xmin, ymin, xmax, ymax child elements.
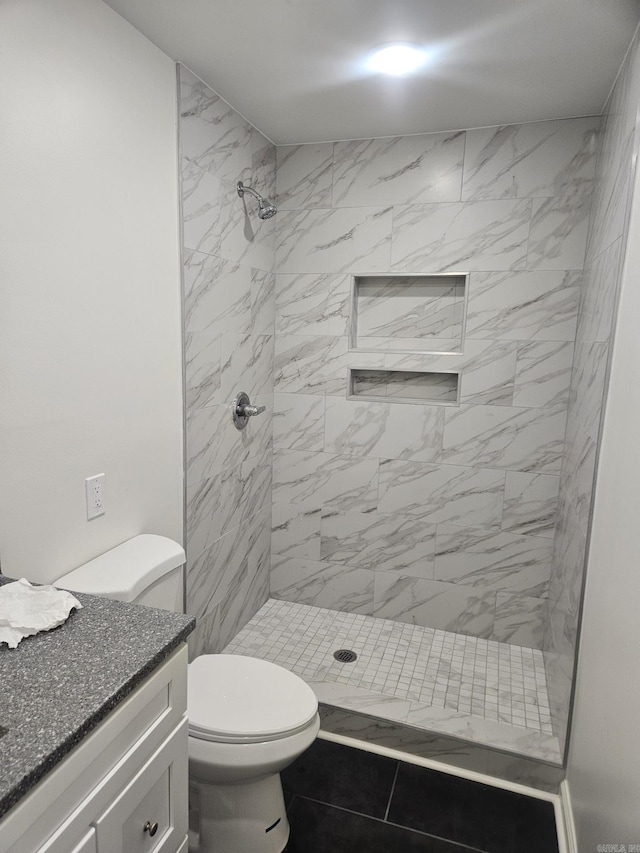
<box><xmin>95</xmin><ymin>720</ymin><xmax>188</xmax><ymax>853</ymax></box>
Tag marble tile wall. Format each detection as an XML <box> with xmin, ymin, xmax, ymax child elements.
<box><xmin>178</xmin><ymin>65</ymin><xmax>275</xmax><ymax>657</ymax></box>
<box><xmin>272</xmin><ymin>117</ymin><xmax>600</xmax><ymax>649</ymax></box>
<box><xmin>544</xmin><ymin>32</ymin><xmax>640</xmax><ymax>755</ymax></box>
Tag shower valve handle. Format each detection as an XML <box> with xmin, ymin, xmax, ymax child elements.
<box><xmin>241</xmin><ymin>404</ymin><xmax>266</xmax><ymax>417</ymax></box>
<box><xmin>232</xmin><ymin>391</ymin><xmax>266</xmax><ymax>430</ymax></box>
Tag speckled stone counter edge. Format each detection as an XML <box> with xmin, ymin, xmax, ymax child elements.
<box><xmin>0</xmin><ymin>623</ymin><xmax>194</xmax><ymax>819</ymax></box>
<box><xmin>0</xmin><ymin>576</ymin><xmax>195</xmax><ymax>819</ymax></box>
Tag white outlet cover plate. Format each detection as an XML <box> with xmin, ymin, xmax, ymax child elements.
<box><xmin>85</xmin><ymin>474</ymin><xmax>105</xmax><ymax>521</ymax></box>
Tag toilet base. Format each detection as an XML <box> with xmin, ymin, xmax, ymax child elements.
<box><xmin>189</xmin><ymin>772</ymin><xmax>289</xmax><ymax>853</ymax></box>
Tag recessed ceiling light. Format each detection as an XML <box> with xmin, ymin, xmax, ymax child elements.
<box><xmin>366</xmin><ymin>44</ymin><xmax>428</xmax><ymax>76</ymax></box>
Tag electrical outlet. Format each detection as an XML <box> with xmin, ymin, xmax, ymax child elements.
<box><xmin>85</xmin><ymin>474</ymin><xmax>105</xmax><ymax>520</ymax></box>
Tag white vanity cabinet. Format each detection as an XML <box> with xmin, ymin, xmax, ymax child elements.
<box><xmin>0</xmin><ymin>646</ymin><xmax>189</xmax><ymax>853</ymax></box>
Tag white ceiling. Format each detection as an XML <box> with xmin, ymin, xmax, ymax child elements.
<box><xmin>104</xmin><ymin>0</ymin><xmax>640</xmax><ymax>144</ymax></box>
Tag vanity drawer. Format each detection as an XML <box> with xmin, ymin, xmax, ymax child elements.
<box><xmin>36</xmin><ymin>826</ymin><xmax>97</xmax><ymax>853</ymax></box>
<box><xmin>95</xmin><ymin>719</ymin><xmax>188</xmax><ymax>853</ymax></box>
<box><xmin>70</xmin><ymin>829</ymin><xmax>97</xmax><ymax>853</ymax></box>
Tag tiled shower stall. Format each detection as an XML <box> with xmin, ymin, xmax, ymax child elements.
<box><xmin>179</xmin><ymin>24</ymin><xmax>640</xmax><ymax>767</ymax></box>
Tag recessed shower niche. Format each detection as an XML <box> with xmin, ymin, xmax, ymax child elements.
<box><xmin>349</xmin><ymin>273</ymin><xmax>468</xmax><ymax>355</ymax></box>
<box><xmin>348</xmin><ymin>368</ymin><xmax>460</xmax><ymax>405</ymax></box>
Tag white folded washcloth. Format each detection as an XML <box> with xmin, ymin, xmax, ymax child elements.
<box><xmin>0</xmin><ymin>578</ymin><xmax>83</xmax><ymax>649</ymax></box>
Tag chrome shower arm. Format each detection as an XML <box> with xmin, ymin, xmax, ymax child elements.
<box><xmin>237</xmin><ymin>181</ymin><xmax>262</xmax><ymax>201</ymax></box>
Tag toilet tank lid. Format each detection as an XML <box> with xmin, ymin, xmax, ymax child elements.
<box><xmin>55</xmin><ymin>535</ymin><xmax>185</xmax><ymax>602</ymax></box>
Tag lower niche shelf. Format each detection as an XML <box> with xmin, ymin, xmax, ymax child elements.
<box><xmin>348</xmin><ymin>368</ymin><xmax>460</xmax><ymax>405</ymax></box>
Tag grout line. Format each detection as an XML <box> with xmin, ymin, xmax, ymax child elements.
<box><xmin>229</xmin><ymin>598</ymin><xmax>555</xmax><ymax>740</ymax></box>
<box><xmin>293</xmin><ymin>795</ymin><xmax>489</xmax><ymax>853</ymax></box>
<box><xmin>383</xmin><ymin>762</ymin><xmax>400</xmax><ymax>822</ymax></box>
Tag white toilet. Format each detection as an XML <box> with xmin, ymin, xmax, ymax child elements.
<box><xmin>57</xmin><ymin>534</ymin><xmax>319</xmax><ymax>853</ymax></box>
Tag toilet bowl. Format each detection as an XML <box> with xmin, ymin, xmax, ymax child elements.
<box><xmin>187</xmin><ymin>654</ymin><xmax>319</xmax><ymax>853</ymax></box>
<box><xmin>57</xmin><ymin>536</ymin><xmax>319</xmax><ymax>853</ymax></box>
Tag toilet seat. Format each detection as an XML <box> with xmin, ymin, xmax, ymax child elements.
<box><xmin>188</xmin><ymin>654</ymin><xmax>318</xmax><ymax>744</ymax></box>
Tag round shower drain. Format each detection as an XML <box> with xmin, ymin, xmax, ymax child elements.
<box><xmin>333</xmin><ymin>649</ymin><xmax>358</xmax><ymax>663</ymax></box>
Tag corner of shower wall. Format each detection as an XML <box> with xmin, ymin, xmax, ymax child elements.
<box><xmin>176</xmin><ymin>62</ymin><xmax>276</xmax><ymax>659</ymax></box>
<box><xmin>544</xmin><ymin>27</ymin><xmax>640</xmax><ymax>759</ymax></box>
<box><xmin>270</xmin><ymin>119</ymin><xmax>599</xmax><ymax>651</ymax></box>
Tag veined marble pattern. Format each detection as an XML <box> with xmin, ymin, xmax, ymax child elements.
<box><xmin>372</xmin><ymin>573</ymin><xmax>496</xmax><ymax>639</ymax></box>
<box><xmin>179</xmin><ymin>66</ymin><xmax>252</xmax><ymax>186</ymax></box>
<box><xmin>526</xmin><ymin>195</ymin><xmax>591</xmax><ymax>270</ymax></box>
<box><xmin>501</xmin><ymin>472</ymin><xmax>559</xmax><ymax>539</ymax></box>
<box><xmin>462</xmin><ymin>117</ymin><xmax>599</xmax><ymax>201</ymax></box>
<box><xmin>586</xmin><ymin>36</ymin><xmax>636</xmax><ymax>264</ymax></box>
<box><xmin>390</xmin><ymin>198</ymin><xmax>532</xmax><ymax>272</ymax></box>
<box><xmin>251</xmin><ymin>130</ymin><xmax>277</xmax><ymax>200</ymax></box>
<box><xmin>272</xmin><ymin>503</ymin><xmax>321</xmax><ymax>561</ymax></box>
<box><xmin>182</xmin><ymin>166</ymin><xmax>224</xmax><ymax>257</ymax></box>
<box><xmin>187</xmin><ymin>502</ymin><xmax>269</xmax><ymax>621</ymax></box>
<box><xmin>353</xmin><ymin>275</ymin><xmax>465</xmax><ymax>349</ymax></box>
<box><xmin>493</xmin><ymin>593</ymin><xmax>548</xmax><ymax>649</ymax></box>
<box><xmin>214</xmin><ymin>506</ymin><xmax>272</xmax><ymax>652</ymax></box>
<box><xmin>512</xmin><ymin>341</ymin><xmax>574</xmax><ymax>409</ymax></box>
<box><xmin>319</xmin><ymin>509</ymin><xmax>437</xmax><ymax>577</ymax></box>
<box><xmin>403</xmin><ymin>339</ymin><xmax>519</xmax><ymax>406</ymax></box>
<box><xmin>274</xmin><ymin>334</ymin><xmax>349</xmax><ymax>395</ymax></box>
<box><xmin>332</xmin><ymin>133</ymin><xmax>464</xmax><ymax>206</ymax></box>
<box><xmin>184</xmin><ymin>330</ymin><xmax>222</xmax><ymax>410</ymax></box>
<box><xmin>377</xmin><ymin>459</ymin><xmax>505</xmax><ymax>528</ymax></box>
<box><xmin>251</xmin><ymin>268</ymin><xmax>275</xmax><ymax>337</ymax></box>
<box><xmin>576</xmin><ymin>237</ymin><xmax>623</xmax><ymax>344</ymax></box>
<box><xmin>186</xmin><ymin>447</ymin><xmax>272</xmax><ymax>558</ymax></box>
<box><xmin>566</xmin><ymin>340</ymin><xmax>609</xmax><ymax>443</ymax></box>
<box><xmin>273</xmin><ymin>393</ymin><xmax>325</xmax><ymax>452</ymax></box>
<box><xmin>270</xmin><ymin>556</ymin><xmax>374</xmax><ymax>614</ymax></box>
<box><xmin>272</xmin><ymin>448</ymin><xmax>379</xmax><ymax>511</ymax></box>
<box><xmin>563</xmin><ymin>426</ymin><xmax>598</xmax><ymax>536</ymax></box>
<box><xmin>276</xmin><ymin>143</ymin><xmax>333</xmax><ymax>209</ymax></box>
<box><xmin>323</xmin><ymin>396</ymin><xmax>445</xmax><ymax>462</ymax></box>
<box><xmin>275</xmin><ymin>273</ymin><xmax>350</xmax><ymax>337</ymax></box>
<box><xmin>465</xmin><ymin>270</ymin><xmax>581</xmax><ymax>341</ymax></box>
<box><xmin>319</xmin><ymin>706</ymin><xmax>563</xmax><ymax>777</ymax></box>
<box><xmin>179</xmin><ymin>65</ymin><xmax>275</xmax><ymax>665</ymax></box>
<box><xmin>433</xmin><ymin>525</ymin><xmax>552</xmax><ymax>597</ymax></box>
<box><xmin>220</xmin><ymin>332</ymin><xmax>274</xmax><ymax>399</ymax></box>
<box><xmin>224</xmin><ymin>599</ymin><xmax>559</xmax><ymax>761</ymax></box>
<box><xmin>544</xmin><ymin>34</ymin><xmax>640</xmax><ymax>758</ymax></box>
<box><xmin>276</xmin><ymin>206</ymin><xmax>393</xmax><ymax>274</ymax></box>
<box><xmin>441</xmin><ymin>404</ymin><xmax>567</xmax><ymax>473</ymax></box>
<box><xmin>354</xmin><ymin>336</ymin><xmax>463</xmax><ymax>354</ymax></box>
<box><xmin>183</xmin><ymin>251</ymin><xmax>252</xmax><ymax>335</ymax></box>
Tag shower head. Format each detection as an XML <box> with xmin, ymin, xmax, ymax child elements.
<box><xmin>237</xmin><ymin>181</ymin><xmax>277</xmax><ymax>220</ymax></box>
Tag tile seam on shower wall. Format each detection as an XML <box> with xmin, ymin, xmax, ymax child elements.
<box><xmin>271</xmin><ymin>116</ymin><xmax>596</xmax><ymax>650</ymax></box>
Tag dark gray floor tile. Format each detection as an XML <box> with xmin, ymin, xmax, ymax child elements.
<box><xmin>281</xmin><ymin>738</ymin><xmax>398</xmax><ymax>819</ymax></box>
<box><xmin>286</xmin><ymin>797</ymin><xmax>477</xmax><ymax>853</ymax></box>
<box><xmin>387</xmin><ymin>763</ymin><xmax>559</xmax><ymax>853</ymax></box>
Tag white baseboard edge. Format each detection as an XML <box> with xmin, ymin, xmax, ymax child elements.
<box><xmin>318</xmin><ymin>728</ymin><xmax>560</xmax><ymax>803</ymax></box>
<box><xmin>557</xmin><ymin>780</ymin><xmax>578</xmax><ymax>853</ymax></box>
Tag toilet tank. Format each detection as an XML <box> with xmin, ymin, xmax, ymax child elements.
<box><xmin>56</xmin><ymin>534</ymin><xmax>185</xmax><ymax>612</ymax></box>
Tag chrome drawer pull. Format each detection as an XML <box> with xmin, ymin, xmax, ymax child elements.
<box><xmin>144</xmin><ymin>820</ymin><xmax>159</xmax><ymax>837</ymax></box>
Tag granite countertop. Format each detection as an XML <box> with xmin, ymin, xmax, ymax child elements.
<box><xmin>0</xmin><ymin>575</ymin><xmax>195</xmax><ymax>819</ymax></box>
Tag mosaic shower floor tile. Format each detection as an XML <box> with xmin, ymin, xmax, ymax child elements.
<box><xmin>224</xmin><ymin>598</ymin><xmax>562</xmax><ymax>763</ymax></box>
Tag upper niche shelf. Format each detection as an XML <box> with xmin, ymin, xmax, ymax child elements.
<box><xmin>349</xmin><ymin>273</ymin><xmax>468</xmax><ymax>355</ymax></box>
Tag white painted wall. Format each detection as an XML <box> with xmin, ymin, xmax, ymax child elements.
<box><xmin>566</xmin><ymin>137</ymin><xmax>640</xmax><ymax>846</ymax></box>
<box><xmin>0</xmin><ymin>0</ymin><xmax>183</xmax><ymax>583</ymax></box>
